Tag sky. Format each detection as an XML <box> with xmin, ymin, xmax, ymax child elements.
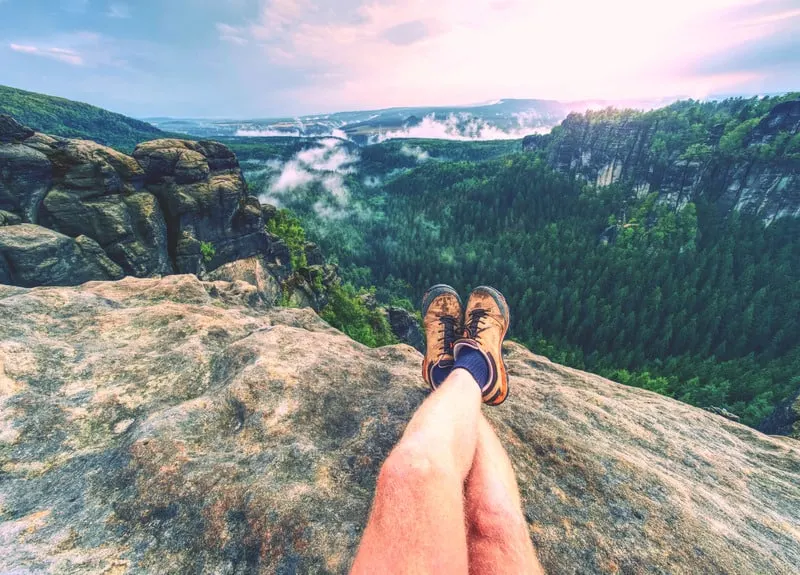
<box><xmin>0</xmin><ymin>0</ymin><xmax>798</xmax><ymax>118</ymax></box>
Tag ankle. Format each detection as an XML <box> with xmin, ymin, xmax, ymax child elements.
<box><xmin>453</xmin><ymin>342</ymin><xmax>491</xmax><ymax>390</ymax></box>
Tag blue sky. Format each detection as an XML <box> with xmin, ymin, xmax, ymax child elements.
<box><xmin>0</xmin><ymin>0</ymin><xmax>798</xmax><ymax>119</ymax></box>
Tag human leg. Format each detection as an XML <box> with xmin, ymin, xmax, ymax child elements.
<box><xmin>350</xmin><ymin>369</ymin><xmax>482</xmax><ymax>575</ymax></box>
<box><xmin>465</xmin><ymin>414</ymin><xmax>544</xmax><ymax>575</ymax></box>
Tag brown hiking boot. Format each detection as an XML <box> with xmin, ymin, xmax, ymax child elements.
<box><xmin>455</xmin><ymin>286</ymin><xmax>510</xmax><ymax>405</ymax></box>
<box><xmin>421</xmin><ymin>284</ymin><xmax>463</xmax><ymax>390</ymax></box>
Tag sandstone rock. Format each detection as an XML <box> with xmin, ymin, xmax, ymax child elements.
<box><xmin>304</xmin><ymin>242</ymin><xmax>325</xmax><ymax>266</ymax></box>
<box><xmin>0</xmin><ymin>224</ymin><xmax>124</xmax><ymax>286</ymax></box>
<box><xmin>204</xmin><ymin>256</ymin><xmax>281</xmax><ymax>305</ymax></box>
<box><xmin>1</xmin><ymin>276</ymin><xmax>797</xmax><ymax>574</ymax></box>
<box><xmin>0</xmin><ymin>141</ymin><xmax>52</xmax><ymax>222</ymax></box>
<box><xmin>0</xmin><ymin>114</ymin><xmax>35</xmax><ymax>143</ymax></box>
<box><xmin>133</xmin><ymin>140</ymin><xmax>270</xmax><ymax>275</ymax></box>
<box><xmin>524</xmin><ymin>101</ymin><xmax>800</xmax><ymax>222</ymax></box>
<box><xmin>0</xmin><ymin>119</ymin><xmax>286</xmax><ymax>287</ymax></box>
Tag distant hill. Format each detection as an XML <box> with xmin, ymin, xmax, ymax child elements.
<box><xmin>0</xmin><ymin>85</ymin><xmax>166</xmax><ymax>152</ymax></box>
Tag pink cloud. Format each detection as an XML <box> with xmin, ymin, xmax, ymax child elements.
<box><xmin>9</xmin><ymin>43</ymin><xmax>83</xmax><ymax>65</ymax></box>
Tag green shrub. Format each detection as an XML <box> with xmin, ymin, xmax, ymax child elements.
<box><xmin>200</xmin><ymin>241</ymin><xmax>216</xmax><ymax>263</ymax></box>
<box><xmin>321</xmin><ymin>283</ymin><xmax>397</xmax><ymax>348</ymax></box>
<box><xmin>266</xmin><ymin>209</ymin><xmax>308</xmax><ymax>269</ymax></box>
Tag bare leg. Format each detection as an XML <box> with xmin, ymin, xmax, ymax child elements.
<box><xmin>351</xmin><ymin>369</ymin><xmax>482</xmax><ymax>575</ymax></box>
<box><xmin>466</xmin><ymin>414</ymin><xmax>545</xmax><ymax>575</ymax></box>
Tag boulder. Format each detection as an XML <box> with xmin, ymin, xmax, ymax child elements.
<box><xmin>0</xmin><ymin>142</ymin><xmax>52</xmax><ymax>222</ymax></box>
<box><xmin>133</xmin><ymin>140</ymin><xmax>269</xmax><ymax>274</ymax></box>
<box><xmin>0</xmin><ymin>224</ymin><xmax>123</xmax><ymax>286</ymax></box>
<box><xmin>204</xmin><ymin>256</ymin><xmax>281</xmax><ymax>305</ymax></box>
<box><xmin>41</xmin><ymin>189</ymin><xmax>170</xmax><ymax>277</ymax></box>
<box><xmin>0</xmin><ymin>114</ymin><xmax>35</xmax><ymax>143</ymax></box>
<box><xmin>0</xmin><ymin>276</ymin><xmax>798</xmax><ymax>574</ymax></box>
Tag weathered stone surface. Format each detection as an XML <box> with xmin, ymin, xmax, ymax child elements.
<box><xmin>1</xmin><ymin>275</ymin><xmax>798</xmax><ymax>574</ymax></box>
<box><xmin>304</xmin><ymin>242</ymin><xmax>325</xmax><ymax>266</ymax></box>
<box><xmin>0</xmin><ymin>114</ymin><xmax>35</xmax><ymax>143</ymax></box>
<box><xmin>760</xmin><ymin>388</ymin><xmax>800</xmax><ymax>439</ymax></box>
<box><xmin>0</xmin><ymin>224</ymin><xmax>123</xmax><ymax>286</ymax></box>
<box><xmin>523</xmin><ymin>100</ymin><xmax>800</xmax><ymax>221</ymax></box>
<box><xmin>0</xmin><ymin>142</ymin><xmax>52</xmax><ymax>222</ymax></box>
<box><xmin>204</xmin><ymin>256</ymin><xmax>281</xmax><ymax>305</ymax></box>
<box><xmin>133</xmin><ymin>139</ymin><xmax>270</xmax><ymax>275</ymax></box>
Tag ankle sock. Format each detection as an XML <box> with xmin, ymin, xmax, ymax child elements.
<box><xmin>454</xmin><ymin>345</ymin><xmax>490</xmax><ymax>390</ymax></box>
<box><xmin>431</xmin><ymin>360</ymin><xmax>453</xmax><ymax>388</ymax></box>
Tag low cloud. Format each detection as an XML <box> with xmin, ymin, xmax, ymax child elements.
<box><xmin>375</xmin><ymin>113</ymin><xmax>549</xmax><ymax>142</ymax></box>
<box><xmin>259</xmin><ymin>138</ymin><xmax>360</xmax><ymax>219</ymax></box>
<box><xmin>9</xmin><ymin>43</ymin><xmax>83</xmax><ymax>65</ymax></box>
<box><xmin>399</xmin><ymin>144</ymin><xmax>430</xmax><ymax>162</ymax></box>
<box><xmin>236</xmin><ymin>128</ymin><xmax>301</xmax><ymax>137</ymax></box>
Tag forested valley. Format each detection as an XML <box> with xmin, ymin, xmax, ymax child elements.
<box><xmin>243</xmin><ymin>96</ymin><xmax>800</xmax><ymax>428</ymax></box>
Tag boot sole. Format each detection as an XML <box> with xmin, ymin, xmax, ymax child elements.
<box><xmin>472</xmin><ymin>286</ymin><xmax>510</xmax><ymax>406</ymax></box>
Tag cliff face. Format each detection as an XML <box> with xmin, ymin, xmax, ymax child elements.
<box><xmin>1</xmin><ymin>275</ymin><xmax>798</xmax><ymax>574</ymax></box>
<box><xmin>523</xmin><ymin>99</ymin><xmax>800</xmax><ymax>222</ymax></box>
<box><xmin>0</xmin><ymin>114</ymin><xmax>278</xmax><ymax>283</ymax></box>
<box><xmin>0</xmin><ymin>115</ymin><xmax>343</xmax><ymax>310</ymax></box>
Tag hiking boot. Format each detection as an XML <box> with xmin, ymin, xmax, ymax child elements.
<box><xmin>454</xmin><ymin>286</ymin><xmax>510</xmax><ymax>405</ymax></box>
<box><xmin>421</xmin><ymin>284</ymin><xmax>463</xmax><ymax>390</ymax></box>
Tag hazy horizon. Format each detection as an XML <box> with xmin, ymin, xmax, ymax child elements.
<box><xmin>1</xmin><ymin>1</ymin><xmax>798</xmax><ymax>118</ymax></box>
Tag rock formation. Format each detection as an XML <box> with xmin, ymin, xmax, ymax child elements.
<box><xmin>523</xmin><ymin>99</ymin><xmax>800</xmax><ymax>222</ymax></box>
<box><xmin>0</xmin><ymin>115</ymin><xmax>344</xmax><ymax>310</ymax></box>
<box><xmin>1</xmin><ymin>275</ymin><xmax>798</xmax><ymax>574</ymax></box>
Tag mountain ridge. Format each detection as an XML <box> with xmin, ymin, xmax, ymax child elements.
<box><xmin>0</xmin><ymin>85</ymin><xmax>168</xmax><ymax>153</ymax></box>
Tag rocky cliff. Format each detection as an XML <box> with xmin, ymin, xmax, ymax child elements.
<box><xmin>0</xmin><ymin>114</ymin><xmax>338</xmax><ymax>309</ymax></box>
<box><xmin>1</xmin><ymin>275</ymin><xmax>798</xmax><ymax>574</ymax></box>
<box><xmin>523</xmin><ymin>99</ymin><xmax>800</xmax><ymax>222</ymax></box>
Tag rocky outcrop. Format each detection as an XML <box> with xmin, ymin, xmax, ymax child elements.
<box><xmin>0</xmin><ymin>224</ymin><xmax>123</xmax><ymax>286</ymax></box>
<box><xmin>0</xmin><ymin>275</ymin><xmax>798</xmax><ymax>574</ymax></box>
<box><xmin>0</xmin><ymin>115</ymin><xmax>282</xmax><ymax>286</ymax></box>
<box><xmin>132</xmin><ymin>140</ymin><xmax>268</xmax><ymax>275</ymax></box>
<box><xmin>760</xmin><ymin>388</ymin><xmax>800</xmax><ymax>439</ymax></box>
<box><xmin>523</xmin><ymin>100</ymin><xmax>800</xmax><ymax>222</ymax></box>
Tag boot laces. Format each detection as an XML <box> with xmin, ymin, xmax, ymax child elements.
<box><xmin>439</xmin><ymin>315</ymin><xmax>459</xmax><ymax>358</ymax></box>
<box><xmin>465</xmin><ymin>308</ymin><xmax>489</xmax><ymax>342</ymax></box>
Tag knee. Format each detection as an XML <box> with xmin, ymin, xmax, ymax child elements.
<box><xmin>469</xmin><ymin>498</ymin><xmax>527</xmax><ymax>542</ymax></box>
<box><xmin>377</xmin><ymin>439</ymin><xmax>453</xmax><ymax>492</ymax></box>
